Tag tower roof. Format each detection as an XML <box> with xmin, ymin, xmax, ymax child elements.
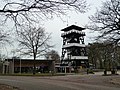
<box><xmin>61</xmin><ymin>25</ymin><xmax>85</xmax><ymax>31</ymax></box>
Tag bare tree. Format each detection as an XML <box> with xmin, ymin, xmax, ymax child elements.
<box><xmin>87</xmin><ymin>0</ymin><xmax>120</xmax><ymax>43</ymax></box>
<box><xmin>45</xmin><ymin>50</ymin><xmax>60</xmax><ymax>63</ymax></box>
<box><xmin>17</xmin><ymin>26</ymin><xmax>52</xmax><ymax>75</ymax></box>
<box><xmin>0</xmin><ymin>0</ymin><xmax>88</xmax><ymax>28</ymax></box>
<box><xmin>87</xmin><ymin>0</ymin><xmax>120</xmax><ymax>74</ymax></box>
<box><xmin>88</xmin><ymin>42</ymin><xmax>120</xmax><ymax>75</ymax></box>
<box><xmin>0</xmin><ymin>29</ymin><xmax>10</xmax><ymax>47</ymax></box>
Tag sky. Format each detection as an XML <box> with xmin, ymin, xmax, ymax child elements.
<box><xmin>43</xmin><ymin>0</ymin><xmax>104</xmax><ymax>55</ymax></box>
<box><xmin>0</xmin><ymin>0</ymin><xmax>106</xmax><ymax>58</ymax></box>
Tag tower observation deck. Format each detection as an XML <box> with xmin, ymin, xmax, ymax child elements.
<box><xmin>61</xmin><ymin>25</ymin><xmax>88</xmax><ymax>71</ymax></box>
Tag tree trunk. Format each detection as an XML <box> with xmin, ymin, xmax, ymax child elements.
<box><xmin>104</xmin><ymin>70</ymin><xmax>107</xmax><ymax>75</ymax></box>
<box><xmin>33</xmin><ymin>53</ymin><xmax>36</xmax><ymax>75</ymax></box>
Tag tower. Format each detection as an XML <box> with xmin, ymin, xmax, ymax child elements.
<box><xmin>61</xmin><ymin>25</ymin><xmax>88</xmax><ymax>72</ymax></box>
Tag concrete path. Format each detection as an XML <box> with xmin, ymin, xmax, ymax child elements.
<box><xmin>0</xmin><ymin>73</ymin><xmax>120</xmax><ymax>90</ymax></box>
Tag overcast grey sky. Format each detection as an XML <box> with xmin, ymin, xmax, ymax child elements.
<box><xmin>43</xmin><ymin>0</ymin><xmax>104</xmax><ymax>55</ymax></box>
<box><xmin>0</xmin><ymin>0</ymin><xmax>107</xmax><ymax>58</ymax></box>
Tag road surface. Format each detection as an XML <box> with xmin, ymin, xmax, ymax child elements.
<box><xmin>0</xmin><ymin>74</ymin><xmax>120</xmax><ymax>90</ymax></box>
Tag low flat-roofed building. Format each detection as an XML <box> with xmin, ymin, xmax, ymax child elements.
<box><xmin>3</xmin><ymin>59</ymin><xmax>55</xmax><ymax>74</ymax></box>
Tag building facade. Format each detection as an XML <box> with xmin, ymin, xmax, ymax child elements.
<box><xmin>3</xmin><ymin>59</ymin><xmax>55</xmax><ymax>74</ymax></box>
<box><xmin>61</xmin><ymin>25</ymin><xmax>88</xmax><ymax>73</ymax></box>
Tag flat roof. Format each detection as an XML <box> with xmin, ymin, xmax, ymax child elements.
<box><xmin>5</xmin><ymin>59</ymin><xmax>54</xmax><ymax>61</ymax></box>
<box><xmin>61</xmin><ymin>25</ymin><xmax>85</xmax><ymax>31</ymax></box>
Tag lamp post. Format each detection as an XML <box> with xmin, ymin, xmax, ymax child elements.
<box><xmin>111</xmin><ymin>43</ymin><xmax>117</xmax><ymax>74</ymax></box>
<box><xmin>20</xmin><ymin>58</ymin><xmax>21</xmax><ymax>74</ymax></box>
<box><xmin>4</xmin><ymin>47</ymin><xmax>9</xmax><ymax>74</ymax></box>
<box><xmin>12</xmin><ymin>57</ymin><xmax>14</xmax><ymax>74</ymax></box>
<box><xmin>19</xmin><ymin>52</ymin><xmax>21</xmax><ymax>74</ymax></box>
<box><xmin>12</xmin><ymin>50</ymin><xmax>16</xmax><ymax>74</ymax></box>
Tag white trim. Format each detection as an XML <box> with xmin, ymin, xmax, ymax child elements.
<box><xmin>61</xmin><ymin>29</ymin><xmax>85</xmax><ymax>36</ymax></box>
<box><xmin>62</xmin><ymin>43</ymin><xmax>86</xmax><ymax>48</ymax></box>
<box><xmin>71</xmin><ymin>56</ymin><xmax>88</xmax><ymax>60</ymax></box>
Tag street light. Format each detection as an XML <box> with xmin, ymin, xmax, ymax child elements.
<box><xmin>11</xmin><ymin>49</ymin><xmax>16</xmax><ymax>74</ymax></box>
<box><xmin>20</xmin><ymin>58</ymin><xmax>21</xmax><ymax>74</ymax></box>
<box><xmin>111</xmin><ymin>43</ymin><xmax>117</xmax><ymax>74</ymax></box>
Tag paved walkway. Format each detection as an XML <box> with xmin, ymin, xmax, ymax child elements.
<box><xmin>0</xmin><ymin>71</ymin><xmax>120</xmax><ymax>90</ymax></box>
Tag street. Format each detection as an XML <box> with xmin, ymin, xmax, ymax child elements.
<box><xmin>0</xmin><ymin>73</ymin><xmax>120</xmax><ymax>90</ymax></box>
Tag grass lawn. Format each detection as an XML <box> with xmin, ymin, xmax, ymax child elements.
<box><xmin>0</xmin><ymin>73</ymin><xmax>66</xmax><ymax>76</ymax></box>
